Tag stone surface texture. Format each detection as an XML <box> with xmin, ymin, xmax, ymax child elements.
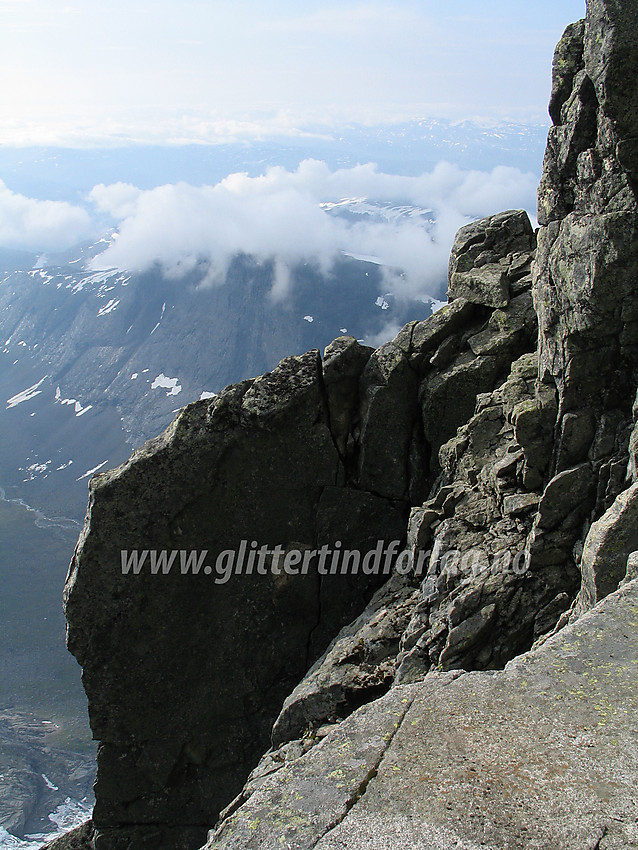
<box><xmin>204</xmin><ymin>581</ymin><xmax>638</xmax><ymax>850</ymax></box>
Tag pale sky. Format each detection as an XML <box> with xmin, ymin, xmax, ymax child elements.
<box><xmin>0</xmin><ymin>0</ymin><xmax>586</xmax><ymax>146</ymax></box>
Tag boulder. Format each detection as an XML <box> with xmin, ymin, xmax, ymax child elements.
<box><xmin>574</xmin><ymin>482</ymin><xmax>638</xmax><ymax>614</ymax></box>
<box><xmin>448</xmin><ymin>210</ymin><xmax>536</xmax><ymax>308</ymax></box>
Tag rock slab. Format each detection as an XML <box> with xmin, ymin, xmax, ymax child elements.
<box><xmin>204</xmin><ymin>580</ymin><xmax>638</xmax><ymax>850</ymax></box>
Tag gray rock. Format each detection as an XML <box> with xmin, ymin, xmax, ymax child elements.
<box><xmin>438</xmin><ymin>602</ymin><xmax>496</xmax><ymax>666</ymax></box>
<box><xmin>585</xmin><ymin>0</ymin><xmax>638</xmax><ymax>179</ymax></box>
<box><xmin>556</xmin><ymin>407</ymin><xmax>595</xmax><ymax>469</ymax></box>
<box><xmin>270</xmin><ymin>574</ymin><xmax>418</xmax><ymax>748</ymax></box>
<box><xmin>511</xmin><ymin>383</ymin><xmax>557</xmax><ymax>489</ymax></box>
<box><xmin>206</xmin><ymin>686</ymin><xmax>418</xmax><ymax>850</ymax></box>
<box><xmin>448</xmin><ymin>210</ymin><xmax>536</xmax><ymax>308</ymax></box>
<box><xmin>536</xmin><ymin>463</ymin><xmax>594</xmax><ymax>530</ymax></box>
<box><xmin>574</xmin><ymin>482</ymin><xmax>638</xmax><ymax>615</ymax></box>
<box><xmin>502</xmin><ymin>492</ymin><xmax>540</xmax><ymax>516</ymax></box>
<box><xmin>204</xmin><ymin>582</ymin><xmax>638</xmax><ymax>850</ymax></box>
<box><xmin>535</xmin><ymin>0</ymin><xmax>638</xmax><ymax>426</ymax></box>
<box><xmin>624</xmin><ymin>550</ymin><xmax>638</xmax><ymax>583</ymax></box>
<box><xmin>321</xmin><ymin>336</ymin><xmax>373</xmax><ymax>459</ymax></box>
<box><xmin>548</xmin><ymin>19</ymin><xmax>585</xmax><ymax>124</ymax></box>
<box><xmin>63</xmin><ymin>349</ymin><xmax>405</xmax><ymax>850</ymax></box>
<box><xmin>420</xmin><ymin>352</ymin><xmax>502</xmax><ymax>469</ymax></box>
<box><xmin>357</xmin><ymin>340</ymin><xmax>418</xmax><ymax>500</ymax></box>
<box><xmin>394</xmin><ymin>298</ymin><xmax>475</xmax><ymax>371</ymax></box>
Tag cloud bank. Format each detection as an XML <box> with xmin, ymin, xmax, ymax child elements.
<box><xmin>0</xmin><ymin>179</ymin><xmax>92</xmax><ymax>252</ymax></box>
<box><xmin>89</xmin><ymin>159</ymin><xmax>538</xmax><ymax>302</ymax></box>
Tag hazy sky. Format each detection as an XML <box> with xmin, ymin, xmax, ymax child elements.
<box><xmin>0</xmin><ymin>0</ymin><xmax>586</xmax><ymax>146</ymax></box>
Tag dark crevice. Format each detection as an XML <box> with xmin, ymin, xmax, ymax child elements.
<box><xmin>591</xmin><ymin>824</ymin><xmax>608</xmax><ymax>850</ymax></box>
<box><xmin>315</xmin><ymin>352</ymin><xmax>347</xmax><ymax>471</ymax></box>
<box><xmin>303</xmin><ymin>483</ymin><xmax>326</xmax><ymax>675</ymax></box>
<box><xmin>304</xmin><ymin>566</ymin><xmax>324</xmax><ymax>674</ymax></box>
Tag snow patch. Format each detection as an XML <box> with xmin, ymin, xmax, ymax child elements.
<box><xmin>150</xmin><ymin>302</ymin><xmax>167</xmax><ymax>335</ymax></box>
<box><xmin>375</xmin><ymin>295</ymin><xmax>390</xmax><ymax>310</ymax></box>
<box><xmin>21</xmin><ymin>459</ymin><xmax>52</xmax><ymax>480</ymax></box>
<box><xmin>97</xmin><ymin>298</ymin><xmax>120</xmax><ymax>317</ymax></box>
<box><xmin>6</xmin><ymin>377</ymin><xmax>47</xmax><ymax>409</ymax></box>
<box><xmin>342</xmin><ymin>250</ymin><xmax>383</xmax><ymax>265</ymax></box>
<box><xmin>200</xmin><ymin>391</ymin><xmax>217</xmax><ymax>400</ymax></box>
<box><xmin>77</xmin><ymin>460</ymin><xmax>109</xmax><ymax>481</ymax></box>
<box><xmin>56</xmin><ymin>388</ymin><xmax>93</xmax><ymax>416</ymax></box>
<box><xmin>151</xmin><ymin>373</ymin><xmax>182</xmax><ymax>396</ymax></box>
<box><xmin>41</xmin><ymin>774</ymin><xmax>58</xmax><ymax>791</ymax></box>
<box><xmin>303</xmin><ymin>315</ymin><xmax>314</xmax><ymax>323</ymax></box>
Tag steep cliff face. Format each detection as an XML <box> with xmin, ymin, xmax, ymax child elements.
<box><xmin>63</xmin><ymin>345</ymin><xmax>410</xmax><ymax>850</ymax></box>
<box><xmin>58</xmin><ymin>2</ymin><xmax>638</xmax><ymax>849</ymax></box>
<box><xmin>63</xmin><ymin>214</ymin><xmax>538</xmax><ymax>849</ymax></box>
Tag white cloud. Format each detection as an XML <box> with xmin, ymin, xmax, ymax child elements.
<box><xmin>90</xmin><ymin>182</ymin><xmax>142</xmax><ymax>219</ymax></box>
<box><xmin>0</xmin><ymin>180</ymin><xmax>92</xmax><ymax>251</ymax></box>
<box><xmin>89</xmin><ymin>159</ymin><xmax>537</xmax><ymax>303</ymax></box>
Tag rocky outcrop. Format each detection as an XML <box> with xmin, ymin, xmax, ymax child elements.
<box><xmin>63</xmin><ymin>213</ymin><xmax>538</xmax><ymax>849</ymax></box>
<box><xmin>63</xmin><ymin>192</ymin><xmax>543</xmax><ymax>850</ymax></box>
<box><xmin>572</xmin><ymin>482</ymin><xmax>638</xmax><ymax>615</ymax></box>
<box><xmin>447</xmin><ymin>209</ymin><xmax>536</xmax><ymax>308</ymax></box>
<box><xmin>42</xmin><ymin>821</ymin><xmax>94</xmax><ymax>850</ymax></box>
<box><xmin>281</xmin><ymin>0</ymin><xmax>638</xmax><ymax>721</ymax></box>
<box><xmin>63</xmin><ymin>347</ymin><xmax>410</xmax><ymax>850</ymax></box>
<box><xmin>57</xmin><ymin>2</ymin><xmax>638</xmax><ymax>849</ymax></box>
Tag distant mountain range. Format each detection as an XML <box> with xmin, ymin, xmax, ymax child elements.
<box><xmin>0</xmin><ymin>225</ymin><xmax>436</xmax><ymax>518</ymax></box>
<box><xmin>0</xmin><ymin>118</ymin><xmax>547</xmax><ymax>203</ymax></box>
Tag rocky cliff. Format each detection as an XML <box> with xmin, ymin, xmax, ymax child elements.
<box><xmin>50</xmin><ymin>1</ymin><xmax>638</xmax><ymax>848</ymax></box>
